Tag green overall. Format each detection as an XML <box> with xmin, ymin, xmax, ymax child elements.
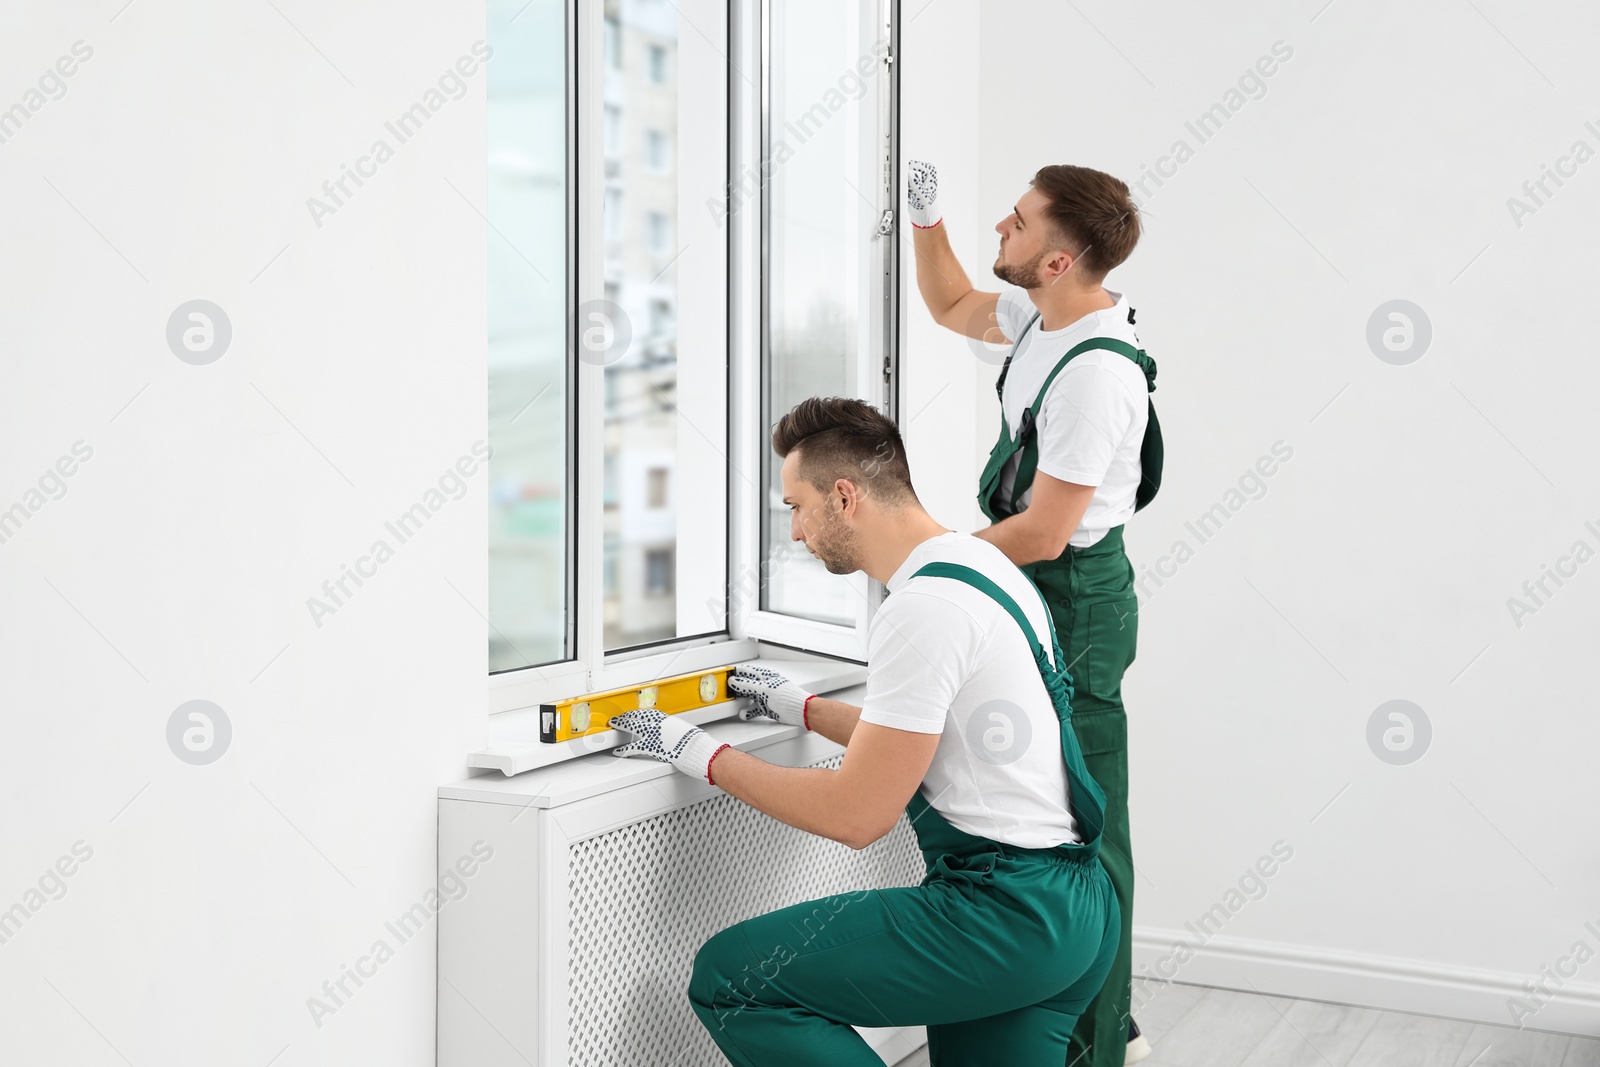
<box><xmin>976</xmin><ymin>314</ymin><xmax>1158</xmax><ymax>1067</ymax></box>
<box><xmin>689</xmin><ymin>564</ymin><xmax>1119</xmax><ymax>1065</ymax></box>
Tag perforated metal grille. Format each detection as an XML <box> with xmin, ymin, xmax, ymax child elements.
<box><xmin>565</xmin><ymin>755</ymin><xmax>925</xmax><ymax>1067</ymax></box>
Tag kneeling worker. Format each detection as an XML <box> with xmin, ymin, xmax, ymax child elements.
<box><xmin>609</xmin><ymin>397</ymin><xmax>1119</xmax><ymax>1066</ymax></box>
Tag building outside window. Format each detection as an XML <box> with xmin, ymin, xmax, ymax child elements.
<box><xmin>644</xmin><ymin>127</ymin><xmax>669</xmax><ymax>173</ymax></box>
<box><xmin>645</xmin><ymin>548</ymin><xmax>674</xmax><ymax>596</ymax></box>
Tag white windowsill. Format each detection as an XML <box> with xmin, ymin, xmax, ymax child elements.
<box><xmin>466</xmin><ymin>647</ymin><xmax>868</xmax><ymax>781</ymax></box>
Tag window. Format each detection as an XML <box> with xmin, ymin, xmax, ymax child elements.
<box><xmin>487</xmin><ymin>0</ymin><xmax>891</xmax><ymax>709</ymax></box>
<box><xmin>647</xmin><ymin>466</ymin><xmax>669</xmax><ymax>508</ymax></box>
<box><xmin>644</xmin><ymin>128</ymin><xmax>669</xmax><ymax>173</ymax></box>
<box><xmin>646</xmin><ymin>211</ymin><xmax>671</xmax><ymax>255</ymax></box>
<box><xmin>649</xmin><ymin>298</ymin><xmax>673</xmax><ymax>335</ymax></box>
<box><xmin>604</xmin><ymin>104</ymin><xmax>621</xmax><ymax>157</ymax></box>
<box><xmin>598</xmin><ymin>0</ymin><xmax>728</xmax><ymax>654</ymax></box>
<box><xmin>645</xmin><ymin>548</ymin><xmax>674</xmax><ymax>596</ymax></box>
<box><xmin>604</xmin><ymin>15</ymin><xmax>621</xmax><ymax>69</ymax></box>
<box><xmin>756</xmin><ymin>0</ymin><xmax>896</xmax><ymax>639</ymax></box>
<box><xmin>604</xmin><ymin>187</ymin><xmax>622</xmax><ymax>246</ymax></box>
<box><xmin>486</xmin><ymin>0</ymin><xmax>570</xmax><ymax>673</ymax></box>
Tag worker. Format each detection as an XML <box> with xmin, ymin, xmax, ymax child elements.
<box><xmin>906</xmin><ymin>160</ymin><xmax>1161</xmax><ymax>1067</ymax></box>
<box><xmin>611</xmin><ymin>396</ymin><xmax>1118</xmax><ymax>1065</ymax></box>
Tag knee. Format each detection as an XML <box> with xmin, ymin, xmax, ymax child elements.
<box><xmin>688</xmin><ymin>926</ymin><xmax>743</xmax><ymax>1009</ymax></box>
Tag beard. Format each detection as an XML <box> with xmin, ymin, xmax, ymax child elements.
<box><xmin>993</xmin><ymin>247</ymin><xmax>1048</xmax><ymax>290</ymax></box>
<box><xmin>809</xmin><ymin>507</ymin><xmax>864</xmax><ymax>575</ymax></box>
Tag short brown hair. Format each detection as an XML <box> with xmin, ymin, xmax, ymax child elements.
<box><xmin>771</xmin><ymin>397</ymin><xmax>916</xmax><ymax>505</ymax></box>
<box><xmin>1031</xmin><ymin>164</ymin><xmax>1141</xmax><ymax>282</ymax></box>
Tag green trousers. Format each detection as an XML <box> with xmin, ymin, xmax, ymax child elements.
<box><xmin>1023</xmin><ymin>525</ymin><xmax>1139</xmax><ymax>1067</ymax></box>
<box><xmin>688</xmin><ymin>798</ymin><xmax>1118</xmax><ymax>1065</ymax></box>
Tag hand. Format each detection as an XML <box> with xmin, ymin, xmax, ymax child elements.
<box><xmin>728</xmin><ymin>664</ymin><xmax>814</xmax><ymax>729</ymax></box>
<box><xmin>610</xmin><ymin>708</ymin><xmax>730</xmax><ymax>784</ymax></box>
<box><xmin>906</xmin><ymin>160</ymin><xmax>941</xmax><ymax>229</ymax></box>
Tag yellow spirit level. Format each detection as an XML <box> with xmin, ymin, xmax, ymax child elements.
<box><xmin>538</xmin><ymin>666</ymin><xmax>735</xmax><ymax>743</ymax></box>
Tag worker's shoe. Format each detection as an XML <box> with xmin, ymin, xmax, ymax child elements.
<box><xmin>1125</xmin><ymin>1017</ymin><xmax>1152</xmax><ymax>1065</ymax></box>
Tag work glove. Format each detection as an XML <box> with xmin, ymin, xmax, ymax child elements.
<box><xmin>610</xmin><ymin>708</ymin><xmax>731</xmax><ymax>785</ymax></box>
<box><xmin>906</xmin><ymin>160</ymin><xmax>942</xmax><ymax>229</ymax></box>
<box><xmin>728</xmin><ymin>664</ymin><xmax>814</xmax><ymax>729</ymax></box>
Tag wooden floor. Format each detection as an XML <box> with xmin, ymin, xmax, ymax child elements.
<box><xmin>887</xmin><ymin>983</ymin><xmax>1600</xmax><ymax>1067</ymax></box>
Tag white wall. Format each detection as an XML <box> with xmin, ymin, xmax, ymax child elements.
<box><xmin>958</xmin><ymin>0</ymin><xmax>1600</xmax><ymax>1034</ymax></box>
<box><xmin>0</xmin><ymin>3</ymin><xmax>488</xmax><ymax>1064</ymax></box>
<box><xmin>899</xmin><ymin>2</ymin><xmax>987</xmax><ymax>529</ymax></box>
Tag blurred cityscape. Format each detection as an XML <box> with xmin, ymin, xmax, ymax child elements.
<box><xmin>486</xmin><ymin>0</ymin><xmax>692</xmax><ymax>672</ymax></box>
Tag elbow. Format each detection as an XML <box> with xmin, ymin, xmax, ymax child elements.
<box><xmin>840</xmin><ymin>819</ymin><xmax>895</xmax><ymax>852</ymax></box>
<box><xmin>1025</xmin><ymin>523</ymin><xmax>1069</xmax><ymax>566</ymax></box>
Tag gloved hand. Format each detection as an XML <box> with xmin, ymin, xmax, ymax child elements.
<box><xmin>728</xmin><ymin>664</ymin><xmax>814</xmax><ymax>729</ymax></box>
<box><xmin>610</xmin><ymin>708</ymin><xmax>731</xmax><ymax>785</ymax></box>
<box><xmin>906</xmin><ymin>160</ymin><xmax>942</xmax><ymax>229</ymax></box>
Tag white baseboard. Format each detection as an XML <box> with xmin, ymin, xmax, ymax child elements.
<box><xmin>1131</xmin><ymin>926</ymin><xmax>1600</xmax><ymax>1039</ymax></box>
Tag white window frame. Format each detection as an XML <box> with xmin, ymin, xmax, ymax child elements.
<box><xmin>488</xmin><ymin>0</ymin><xmax>898</xmax><ymax>716</ymax></box>
<box><xmin>728</xmin><ymin>0</ymin><xmax>899</xmax><ymax>661</ymax></box>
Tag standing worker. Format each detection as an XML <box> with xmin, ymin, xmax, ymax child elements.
<box><xmin>610</xmin><ymin>397</ymin><xmax>1119</xmax><ymax>1065</ymax></box>
<box><xmin>906</xmin><ymin>161</ymin><xmax>1163</xmax><ymax>1067</ymax></box>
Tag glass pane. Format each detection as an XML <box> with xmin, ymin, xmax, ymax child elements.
<box><xmin>600</xmin><ymin>0</ymin><xmax>728</xmax><ymax>651</ymax></box>
<box><xmin>762</xmin><ymin>0</ymin><xmax>879</xmax><ymax>625</ymax></box>
<box><xmin>487</xmin><ymin>0</ymin><xmax>569</xmax><ymax>673</ymax></box>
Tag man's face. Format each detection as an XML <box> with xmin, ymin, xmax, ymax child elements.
<box><xmin>993</xmin><ymin>186</ymin><xmax>1063</xmax><ymax>289</ymax></box>
<box><xmin>780</xmin><ymin>452</ymin><xmax>864</xmax><ymax>576</ymax></box>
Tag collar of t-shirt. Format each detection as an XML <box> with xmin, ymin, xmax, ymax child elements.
<box><xmin>1016</xmin><ymin>286</ymin><xmax>1127</xmax><ymax>351</ymax></box>
<box><xmin>884</xmin><ymin>531</ymin><xmax>967</xmax><ymax>594</ymax></box>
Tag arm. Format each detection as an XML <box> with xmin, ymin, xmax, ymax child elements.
<box><xmin>973</xmin><ymin>471</ymin><xmax>1096</xmax><ymax>565</ymax></box>
<box><xmin>979</xmin><ymin>360</ymin><xmax>1139</xmax><ymax>564</ymax></box>
<box><xmin>802</xmin><ymin>696</ymin><xmax>864</xmax><ymax>748</ymax></box>
<box><xmin>616</xmin><ymin>609</ymin><xmax>969</xmax><ymax>848</ymax></box>
<box><xmin>707</xmin><ymin>722</ymin><xmax>940</xmax><ymax>850</ymax></box>
<box><xmin>912</xmin><ymin>223</ymin><xmax>1004</xmax><ymax>342</ymax></box>
<box><xmin>907</xmin><ymin>160</ymin><xmax>1005</xmax><ymax>343</ymax></box>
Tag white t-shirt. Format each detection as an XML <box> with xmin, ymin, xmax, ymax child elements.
<box><xmin>857</xmin><ymin>531</ymin><xmax>1080</xmax><ymax>849</ymax></box>
<box><xmin>992</xmin><ymin>285</ymin><xmax>1149</xmax><ymax>548</ymax></box>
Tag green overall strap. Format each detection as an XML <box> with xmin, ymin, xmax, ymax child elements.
<box><xmin>1009</xmin><ymin>333</ymin><xmax>1156</xmax><ymax>514</ymax></box>
<box><xmin>1005</xmin><ymin>311</ymin><xmax>1159</xmax><ymax>407</ymax></box>
<box><xmin>908</xmin><ymin>561</ymin><xmax>1108</xmax><ymax>852</ymax></box>
<box><xmin>912</xmin><ymin>562</ymin><xmax>1057</xmax><ymax>666</ymax></box>
<box><xmin>989</xmin><ymin>311</ymin><xmax>1164</xmax><ymax>518</ymax></box>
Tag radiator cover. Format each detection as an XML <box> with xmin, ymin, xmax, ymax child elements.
<box><xmin>565</xmin><ymin>755</ymin><xmax>923</xmax><ymax>1066</ymax></box>
<box><xmin>438</xmin><ymin>729</ymin><xmax>928</xmax><ymax>1067</ymax></box>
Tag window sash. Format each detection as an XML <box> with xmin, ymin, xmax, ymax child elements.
<box><xmin>489</xmin><ymin>0</ymin><xmax>897</xmax><ymax>714</ymax></box>
<box><xmin>731</xmin><ymin>0</ymin><xmax>898</xmax><ymax>661</ymax></box>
